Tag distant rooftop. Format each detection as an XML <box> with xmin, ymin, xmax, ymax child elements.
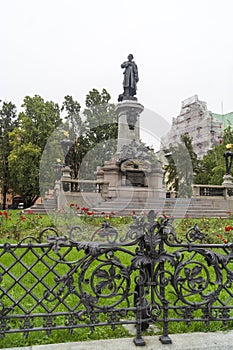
<box><xmin>212</xmin><ymin>112</ymin><xmax>233</xmax><ymax>129</ymax></box>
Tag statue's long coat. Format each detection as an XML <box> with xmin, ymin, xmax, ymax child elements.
<box><xmin>121</xmin><ymin>61</ymin><xmax>139</xmax><ymax>95</ymax></box>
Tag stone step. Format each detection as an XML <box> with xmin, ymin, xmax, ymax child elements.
<box><xmin>91</xmin><ymin>208</ymin><xmax>228</xmax><ymax>218</ymax></box>
<box><xmin>27</xmin><ymin>197</ymin><xmax>57</xmax><ymax>214</ymax></box>
<box><xmin>26</xmin><ymin>194</ymin><xmax>229</xmax><ymax>218</ymax></box>
<box><xmin>92</xmin><ymin>203</ymin><xmax>225</xmax><ymax>210</ymax></box>
<box><xmin>92</xmin><ymin>204</ymin><xmax>212</xmax><ymax>211</ymax></box>
<box><xmin>91</xmin><ymin>196</ymin><xmax>229</xmax><ymax>218</ymax></box>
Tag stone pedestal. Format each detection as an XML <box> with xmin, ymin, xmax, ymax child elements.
<box><xmin>116</xmin><ymin>100</ymin><xmax>144</xmax><ymax>153</ymax></box>
<box><xmin>101</xmin><ymin>160</ymin><xmax>121</xmax><ymax>198</ymax></box>
<box><xmin>222</xmin><ymin>174</ymin><xmax>233</xmax><ymax>186</ymax></box>
<box><xmin>95</xmin><ymin>98</ymin><xmax>166</xmax><ymax>204</ymax></box>
<box><xmin>147</xmin><ymin>167</ymin><xmax>164</xmax><ymax>189</ymax></box>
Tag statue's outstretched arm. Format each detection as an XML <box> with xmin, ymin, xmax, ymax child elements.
<box><xmin>121</xmin><ymin>61</ymin><xmax>129</xmax><ymax>69</ymax></box>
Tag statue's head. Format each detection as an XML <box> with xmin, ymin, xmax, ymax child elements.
<box><xmin>128</xmin><ymin>54</ymin><xmax>134</xmax><ymax>61</ymax></box>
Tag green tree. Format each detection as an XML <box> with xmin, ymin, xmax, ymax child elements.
<box><xmin>9</xmin><ymin>95</ymin><xmax>62</xmax><ymax>207</ymax></box>
<box><xmin>61</xmin><ymin>95</ymin><xmax>86</xmax><ymax>183</ymax></box>
<box><xmin>164</xmin><ymin>134</ymin><xmax>199</xmax><ymax>197</ymax></box>
<box><xmin>61</xmin><ymin>95</ymin><xmax>83</xmax><ymax>138</ymax></box>
<box><xmin>0</xmin><ymin>101</ymin><xmax>17</xmax><ymax>209</ymax></box>
<box><xmin>9</xmin><ymin>143</ymin><xmax>41</xmax><ymax>207</ymax></box>
<box><xmin>80</xmin><ymin>88</ymin><xmax>118</xmax><ymax>180</ymax></box>
<box><xmin>194</xmin><ymin>127</ymin><xmax>233</xmax><ymax>185</ymax></box>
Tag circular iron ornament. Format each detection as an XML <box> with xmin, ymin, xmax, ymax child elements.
<box><xmin>77</xmin><ymin>254</ymin><xmax>132</xmax><ymax>309</ymax></box>
<box><xmin>172</xmin><ymin>250</ymin><xmax>223</xmax><ymax>306</ymax></box>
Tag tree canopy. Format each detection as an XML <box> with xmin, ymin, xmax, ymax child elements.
<box><xmin>3</xmin><ymin>90</ymin><xmax>229</xmax><ymax>208</ymax></box>
<box><xmin>79</xmin><ymin>88</ymin><xmax>117</xmax><ymax>180</ymax></box>
<box><xmin>164</xmin><ymin>134</ymin><xmax>200</xmax><ymax>197</ymax></box>
<box><xmin>0</xmin><ymin>101</ymin><xmax>17</xmax><ymax>209</ymax></box>
<box><xmin>8</xmin><ymin>95</ymin><xmax>62</xmax><ymax>207</ymax></box>
<box><xmin>0</xmin><ymin>89</ymin><xmax>117</xmax><ymax>208</ymax></box>
<box><xmin>195</xmin><ymin>127</ymin><xmax>233</xmax><ymax>185</ymax></box>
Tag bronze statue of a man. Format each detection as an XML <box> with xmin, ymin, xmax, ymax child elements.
<box><xmin>118</xmin><ymin>54</ymin><xmax>139</xmax><ymax>102</ymax></box>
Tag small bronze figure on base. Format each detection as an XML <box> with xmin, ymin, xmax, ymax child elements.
<box><xmin>118</xmin><ymin>54</ymin><xmax>139</xmax><ymax>102</ymax></box>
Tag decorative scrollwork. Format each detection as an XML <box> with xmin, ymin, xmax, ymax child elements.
<box><xmin>43</xmin><ymin>316</ymin><xmax>56</xmax><ymax>336</ymax></box>
<box><xmin>46</xmin><ymin>235</ymin><xmax>68</xmax><ymax>253</ymax></box>
<box><xmin>0</xmin><ymin>301</ymin><xmax>13</xmax><ymax>317</ymax></box>
<box><xmin>1</xmin><ymin>210</ymin><xmax>233</xmax><ymax>343</ymax></box>
<box><xmin>78</xmin><ymin>254</ymin><xmax>132</xmax><ymax>309</ymax></box>
<box><xmin>91</xmin><ymin>221</ymin><xmax>118</xmax><ymax>244</ymax></box>
<box><xmin>20</xmin><ymin>317</ymin><xmax>34</xmax><ymax>337</ymax></box>
<box><xmin>186</xmin><ymin>224</ymin><xmax>205</xmax><ymax>243</ymax></box>
<box><xmin>172</xmin><ymin>250</ymin><xmax>223</xmax><ymax>307</ymax></box>
<box><xmin>39</xmin><ymin>227</ymin><xmax>60</xmax><ymax>242</ymax></box>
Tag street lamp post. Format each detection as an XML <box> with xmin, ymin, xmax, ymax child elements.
<box><xmin>222</xmin><ymin>144</ymin><xmax>233</xmax><ymax>186</ymax></box>
<box><xmin>60</xmin><ymin>136</ymin><xmax>73</xmax><ymax>192</ymax></box>
<box><xmin>54</xmin><ymin>160</ymin><xmax>62</xmax><ymax>181</ymax></box>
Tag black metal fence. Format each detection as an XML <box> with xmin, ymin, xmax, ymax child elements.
<box><xmin>1</xmin><ymin>211</ymin><xmax>233</xmax><ymax>346</ymax></box>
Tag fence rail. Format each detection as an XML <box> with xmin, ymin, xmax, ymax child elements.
<box><xmin>0</xmin><ymin>211</ymin><xmax>233</xmax><ymax>346</ymax></box>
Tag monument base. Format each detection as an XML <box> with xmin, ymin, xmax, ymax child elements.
<box><xmin>96</xmin><ymin>156</ymin><xmax>166</xmax><ymax>210</ymax></box>
<box><xmin>116</xmin><ymin>99</ymin><xmax>144</xmax><ymax>153</ymax></box>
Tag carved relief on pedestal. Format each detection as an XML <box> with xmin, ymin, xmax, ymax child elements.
<box><xmin>120</xmin><ymin>158</ymin><xmax>152</xmax><ymax>173</ymax></box>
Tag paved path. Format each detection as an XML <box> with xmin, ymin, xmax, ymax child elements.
<box><xmin>2</xmin><ymin>331</ymin><xmax>233</xmax><ymax>350</ymax></box>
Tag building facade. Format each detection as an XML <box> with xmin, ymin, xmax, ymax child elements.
<box><xmin>161</xmin><ymin>95</ymin><xmax>223</xmax><ymax>158</ymax></box>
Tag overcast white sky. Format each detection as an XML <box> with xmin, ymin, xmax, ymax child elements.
<box><xmin>1</xmin><ymin>0</ymin><xmax>233</xmax><ymax>126</ymax></box>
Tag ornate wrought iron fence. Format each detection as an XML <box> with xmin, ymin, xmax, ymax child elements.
<box><xmin>0</xmin><ymin>211</ymin><xmax>233</xmax><ymax>346</ymax></box>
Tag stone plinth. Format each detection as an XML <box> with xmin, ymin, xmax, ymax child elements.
<box><xmin>222</xmin><ymin>174</ymin><xmax>233</xmax><ymax>186</ymax></box>
<box><xmin>101</xmin><ymin>160</ymin><xmax>121</xmax><ymax>198</ymax></box>
<box><xmin>116</xmin><ymin>100</ymin><xmax>144</xmax><ymax>153</ymax></box>
<box><xmin>99</xmin><ymin>155</ymin><xmax>166</xmax><ymax>200</ymax></box>
<box><xmin>147</xmin><ymin>163</ymin><xmax>164</xmax><ymax>189</ymax></box>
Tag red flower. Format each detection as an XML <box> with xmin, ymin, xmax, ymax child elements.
<box><xmin>87</xmin><ymin>211</ymin><xmax>93</xmax><ymax>216</ymax></box>
<box><xmin>27</xmin><ymin>209</ymin><xmax>33</xmax><ymax>214</ymax></box>
<box><xmin>0</xmin><ymin>211</ymin><xmax>2</xmax><ymax>216</ymax></box>
<box><xmin>20</xmin><ymin>216</ymin><xmax>26</xmax><ymax>221</ymax></box>
<box><xmin>110</xmin><ymin>211</ymin><xmax>115</xmax><ymax>215</ymax></box>
<box><xmin>3</xmin><ymin>211</ymin><xmax>8</xmax><ymax>218</ymax></box>
<box><xmin>132</xmin><ymin>210</ymin><xmax>136</xmax><ymax>215</ymax></box>
<box><xmin>162</xmin><ymin>213</ymin><xmax>168</xmax><ymax>219</ymax></box>
<box><xmin>101</xmin><ymin>211</ymin><xmax>105</xmax><ymax>215</ymax></box>
<box><xmin>225</xmin><ymin>226</ymin><xmax>233</xmax><ymax>232</ymax></box>
<box><xmin>70</xmin><ymin>203</ymin><xmax>75</xmax><ymax>207</ymax></box>
<box><xmin>216</xmin><ymin>234</ymin><xmax>228</xmax><ymax>244</ymax></box>
<box><xmin>81</xmin><ymin>207</ymin><xmax>88</xmax><ymax>212</ymax></box>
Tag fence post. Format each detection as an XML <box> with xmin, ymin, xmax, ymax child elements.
<box><xmin>158</xmin><ymin>241</ymin><xmax>172</xmax><ymax>344</ymax></box>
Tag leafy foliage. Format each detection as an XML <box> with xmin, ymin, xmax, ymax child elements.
<box><xmin>61</xmin><ymin>95</ymin><xmax>83</xmax><ymax>138</ymax></box>
<box><xmin>9</xmin><ymin>95</ymin><xmax>62</xmax><ymax>207</ymax></box>
<box><xmin>79</xmin><ymin>89</ymin><xmax>117</xmax><ymax>179</ymax></box>
<box><xmin>164</xmin><ymin>134</ymin><xmax>200</xmax><ymax>197</ymax></box>
<box><xmin>1</xmin><ymin>89</ymin><xmax>117</xmax><ymax>207</ymax></box>
<box><xmin>0</xmin><ymin>101</ymin><xmax>17</xmax><ymax>209</ymax></box>
<box><xmin>195</xmin><ymin>127</ymin><xmax>233</xmax><ymax>185</ymax></box>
